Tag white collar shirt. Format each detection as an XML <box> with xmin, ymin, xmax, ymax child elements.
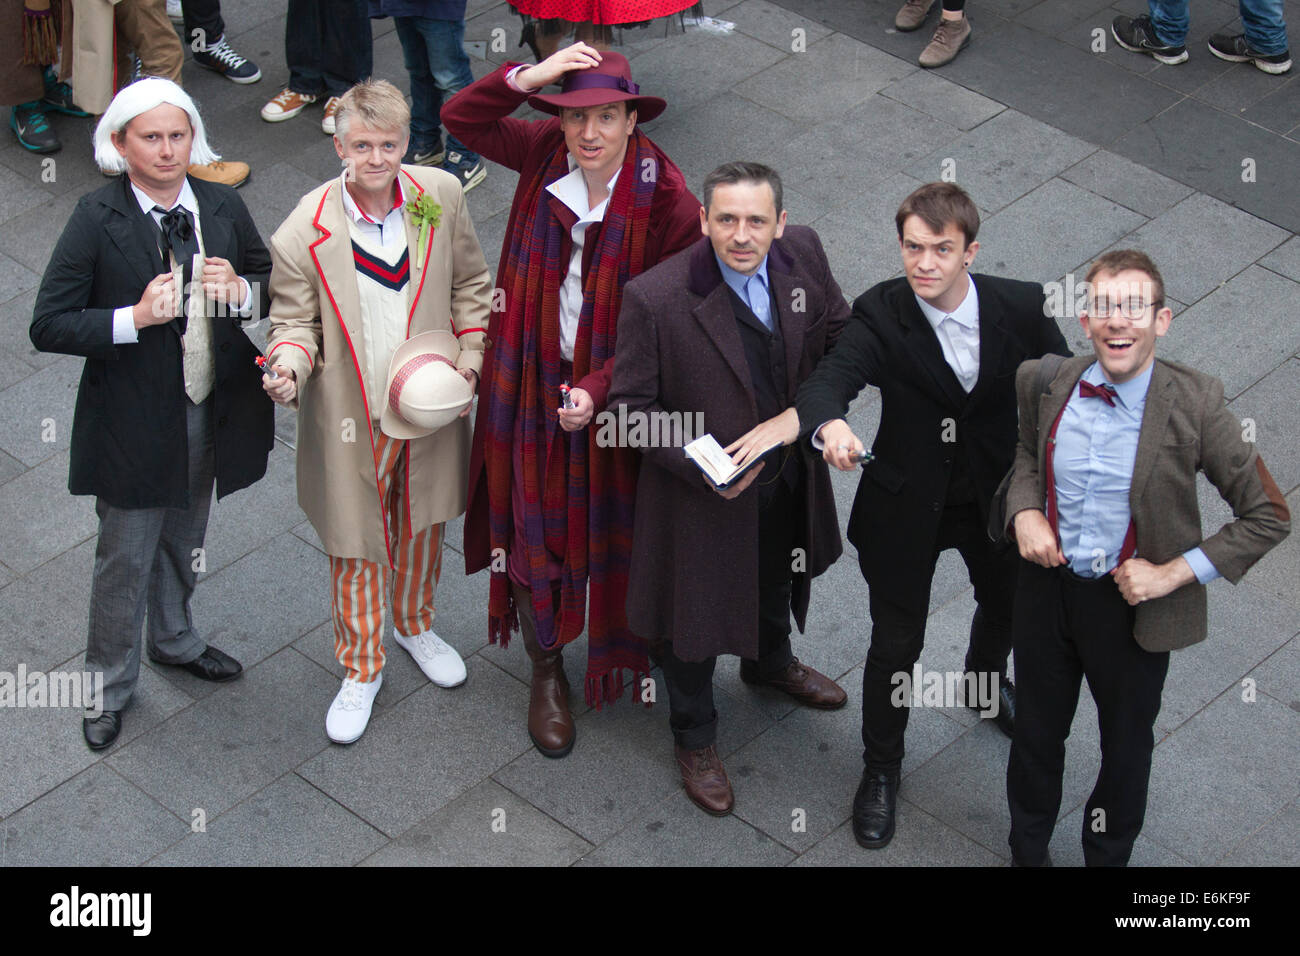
<box><xmin>914</xmin><ymin>273</ymin><xmax>981</xmax><ymax>392</ymax></box>
<box><xmin>546</xmin><ymin>156</ymin><xmax>621</xmax><ymax>363</ymax></box>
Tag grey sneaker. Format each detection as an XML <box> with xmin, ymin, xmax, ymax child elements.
<box><xmin>1207</xmin><ymin>33</ymin><xmax>1291</xmax><ymax>74</ymax></box>
<box><xmin>895</xmin><ymin>0</ymin><xmax>937</xmax><ymax>32</ymax></box>
<box><xmin>918</xmin><ymin>15</ymin><xmax>971</xmax><ymax>68</ymax></box>
<box><xmin>1111</xmin><ymin>14</ymin><xmax>1188</xmax><ymax>65</ymax></box>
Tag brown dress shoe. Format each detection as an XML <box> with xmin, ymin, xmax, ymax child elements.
<box><xmin>919</xmin><ymin>14</ymin><xmax>971</xmax><ymax>68</ymax></box>
<box><xmin>513</xmin><ymin>583</ymin><xmax>575</xmax><ymax>758</ymax></box>
<box><xmin>187</xmin><ymin>160</ymin><xmax>250</xmax><ymax>188</ymax></box>
<box><xmin>895</xmin><ymin>0</ymin><xmax>937</xmax><ymax>31</ymax></box>
<box><xmin>674</xmin><ymin>744</ymin><xmax>734</xmax><ymax>815</ymax></box>
<box><xmin>740</xmin><ymin>657</ymin><xmax>848</xmax><ymax>709</ymax></box>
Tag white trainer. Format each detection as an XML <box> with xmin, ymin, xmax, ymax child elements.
<box><xmin>325</xmin><ymin>673</ymin><xmax>382</xmax><ymax>744</ymax></box>
<box><xmin>392</xmin><ymin>628</ymin><xmax>467</xmax><ymax>688</ymax></box>
<box><xmin>166</xmin><ymin>0</ymin><xmax>183</xmax><ymax>23</ymax></box>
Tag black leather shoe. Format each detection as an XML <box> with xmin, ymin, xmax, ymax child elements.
<box><xmin>1011</xmin><ymin>849</ymin><xmax>1053</xmax><ymax>867</ymax></box>
<box><xmin>967</xmin><ymin>674</ymin><xmax>1015</xmax><ymax>738</ymax></box>
<box><xmin>852</xmin><ymin>770</ymin><xmax>899</xmax><ymax>848</ymax></box>
<box><xmin>83</xmin><ymin>711</ymin><xmax>122</xmax><ymax>750</ymax></box>
<box><xmin>154</xmin><ymin>645</ymin><xmax>243</xmax><ymax>682</ymax></box>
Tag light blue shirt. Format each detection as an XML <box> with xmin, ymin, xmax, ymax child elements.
<box><xmin>1054</xmin><ymin>361</ymin><xmax>1218</xmax><ymax>582</ymax></box>
<box><xmin>715</xmin><ymin>253</ymin><xmax>772</xmax><ymax>330</ymax></box>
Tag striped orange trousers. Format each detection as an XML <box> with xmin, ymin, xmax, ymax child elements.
<box><xmin>329</xmin><ymin>430</ymin><xmax>444</xmax><ymax>683</ymax></box>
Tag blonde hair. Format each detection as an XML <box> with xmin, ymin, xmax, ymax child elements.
<box><xmin>94</xmin><ymin>77</ymin><xmax>218</xmax><ymax>173</ymax></box>
<box><xmin>334</xmin><ymin>79</ymin><xmax>411</xmax><ymax>143</ymax></box>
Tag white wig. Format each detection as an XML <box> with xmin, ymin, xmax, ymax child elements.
<box><xmin>93</xmin><ymin>77</ymin><xmax>219</xmax><ymax>173</ymax></box>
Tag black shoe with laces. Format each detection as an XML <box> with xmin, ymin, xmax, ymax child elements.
<box><xmin>1208</xmin><ymin>33</ymin><xmax>1291</xmax><ymax>74</ymax></box>
<box><xmin>193</xmin><ymin>35</ymin><xmax>262</xmax><ymax>84</ymax></box>
<box><xmin>1111</xmin><ymin>14</ymin><xmax>1188</xmax><ymax>64</ymax></box>
<box><xmin>10</xmin><ymin>102</ymin><xmax>60</xmax><ymax>153</ymax></box>
<box><xmin>852</xmin><ymin>769</ymin><xmax>899</xmax><ymax>848</ymax></box>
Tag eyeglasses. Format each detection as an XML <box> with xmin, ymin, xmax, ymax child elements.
<box><xmin>1088</xmin><ymin>297</ymin><xmax>1162</xmax><ymax>319</ymax></box>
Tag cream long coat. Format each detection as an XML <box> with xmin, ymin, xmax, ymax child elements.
<box><xmin>267</xmin><ymin>165</ymin><xmax>493</xmax><ymax>565</ymax></box>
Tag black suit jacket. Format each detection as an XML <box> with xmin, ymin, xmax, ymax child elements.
<box><xmin>31</xmin><ymin>174</ymin><xmax>274</xmax><ymax>509</ymax></box>
<box><xmin>610</xmin><ymin>229</ymin><xmax>849</xmax><ymax>661</ymax></box>
<box><xmin>795</xmin><ymin>273</ymin><xmax>1070</xmax><ymax>607</ymax></box>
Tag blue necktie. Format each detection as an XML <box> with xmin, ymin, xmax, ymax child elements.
<box><xmin>746</xmin><ymin>274</ymin><xmax>771</xmax><ymax>330</ymax></box>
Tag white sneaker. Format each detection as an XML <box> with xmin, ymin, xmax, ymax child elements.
<box><xmin>392</xmin><ymin>628</ymin><xmax>467</xmax><ymax>688</ymax></box>
<box><xmin>166</xmin><ymin>0</ymin><xmax>183</xmax><ymax>23</ymax></box>
<box><xmin>325</xmin><ymin>673</ymin><xmax>382</xmax><ymax>744</ymax></box>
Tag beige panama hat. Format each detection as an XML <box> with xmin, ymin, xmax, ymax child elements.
<box><xmin>379</xmin><ymin>330</ymin><xmax>473</xmax><ymax>439</ymax></box>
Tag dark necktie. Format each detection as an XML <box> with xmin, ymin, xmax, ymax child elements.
<box><xmin>1078</xmin><ymin>379</ymin><xmax>1118</xmax><ymax>406</ymax></box>
<box><xmin>153</xmin><ymin>205</ymin><xmax>198</xmax><ymax>329</ymax></box>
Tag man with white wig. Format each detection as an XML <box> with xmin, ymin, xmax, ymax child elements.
<box><xmin>31</xmin><ymin>77</ymin><xmax>275</xmax><ymax>751</ymax></box>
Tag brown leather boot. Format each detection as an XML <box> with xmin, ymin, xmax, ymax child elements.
<box><xmin>513</xmin><ymin>584</ymin><xmax>575</xmax><ymax>758</ymax></box>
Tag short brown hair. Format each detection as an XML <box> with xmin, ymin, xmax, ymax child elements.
<box><xmin>1085</xmin><ymin>249</ymin><xmax>1165</xmax><ymax>306</ymax></box>
<box><xmin>702</xmin><ymin>161</ymin><xmax>784</xmax><ymax>215</ymax></box>
<box><xmin>335</xmin><ymin>79</ymin><xmax>410</xmax><ymax>142</ymax></box>
<box><xmin>895</xmin><ymin>182</ymin><xmax>980</xmax><ymax>247</ymax></box>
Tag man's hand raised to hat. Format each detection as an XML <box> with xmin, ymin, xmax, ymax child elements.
<box><xmin>516</xmin><ymin>42</ymin><xmax>603</xmax><ymax>92</ymax></box>
<box><xmin>458</xmin><ymin>368</ymin><xmax>478</xmax><ymax>418</ymax></box>
<box><xmin>263</xmin><ymin>366</ymin><xmax>296</xmax><ymax>405</ymax></box>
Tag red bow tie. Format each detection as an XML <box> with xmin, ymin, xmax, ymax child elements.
<box><xmin>1078</xmin><ymin>380</ymin><xmax>1118</xmax><ymax>407</ymax></box>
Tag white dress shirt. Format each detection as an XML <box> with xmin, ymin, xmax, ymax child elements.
<box><xmin>546</xmin><ymin>157</ymin><xmax>620</xmax><ymax>362</ymax></box>
<box><xmin>111</xmin><ymin>178</ymin><xmax>255</xmax><ymax>344</ymax></box>
<box><xmin>339</xmin><ymin>169</ymin><xmax>407</xmax><ymax>249</ymax></box>
<box><xmin>914</xmin><ymin>273</ymin><xmax>980</xmax><ymax>392</ymax></box>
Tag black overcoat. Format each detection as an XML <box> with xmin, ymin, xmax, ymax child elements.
<box><xmin>31</xmin><ymin>175</ymin><xmax>273</xmax><ymax>509</ymax></box>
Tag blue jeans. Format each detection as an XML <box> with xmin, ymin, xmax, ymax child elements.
<box><xmin>287</xmin><ymin>0</ymin><xmax>373</xmax><ymax>97</ymax></box>
<box><xmin>1148</xmin><ymin>0</ymin><xmax>1288</xmax><ymax>55</ymax></box>
<box><xmin>393</xmin><ymin>16</ymin><xmax>479</xmax><ymax>163</ymax></box>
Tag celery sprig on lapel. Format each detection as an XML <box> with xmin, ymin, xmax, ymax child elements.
<box><xmin>404</xmin><ymin>193</ymin><xmax>442</xmax><ymax>271</ymax></box>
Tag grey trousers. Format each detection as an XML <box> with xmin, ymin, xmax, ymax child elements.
<box><xmin>86</xmin><ymin>397</ymin><xmax>215</xmax><ymax>712</ymax></box>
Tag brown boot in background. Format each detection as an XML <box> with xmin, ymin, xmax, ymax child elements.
<box><xmin>513</xmin><ymin>583</ymin><xmax>575</xmax><ymax>758</ymax></box>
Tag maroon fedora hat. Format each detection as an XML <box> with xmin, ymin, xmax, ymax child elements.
<box><xmin>527</xmin><ymin>52</ymin><xmax>666</xmax><ymax>122</ymax></box>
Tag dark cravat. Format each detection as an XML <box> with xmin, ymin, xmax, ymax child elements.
<box><xmin>1078</xmin><ymin>379</ymin><xmax>1119</xmax><ymax>406</ymax></box>
<box><xmin>153</xmin><ymin>204</ymin><xmax>198</xmax><ymax>328</ymax></box>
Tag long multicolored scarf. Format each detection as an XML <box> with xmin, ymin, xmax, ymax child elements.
<box><xmin>485</xmin><ymin>130</ymin><xmax>659</xmax><ymax>707</ymax></box>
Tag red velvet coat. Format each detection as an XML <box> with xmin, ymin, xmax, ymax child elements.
<box><xmin>443</xmin><ymin>64</ymin><xmax>703</xmax><ymax>572</ymax></box>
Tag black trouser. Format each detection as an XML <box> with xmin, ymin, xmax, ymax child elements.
<box><xmin>1006</xmin><ymin>561</ymin><xmax>1170</xmax><ymax>867</ymax></box>
<box><xmin>861</xmin><ymin>500</ymin><xmax>1016</xmax><ymax>773</ymax></box>
<box><xmin>179</xmin><ymin>0</ymin><xmax>224</xmax><ymax>53</ymax></box>
<box><xmin>661</xmin><ymin>480</ymin><xmax>797</xmax><ymax>750</ymax></box>
<box><xmin>286</xmin><ymin>0</ymin><xmax>373</xmax><ymax>97</ymax></box>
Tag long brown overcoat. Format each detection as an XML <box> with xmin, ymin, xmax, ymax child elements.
<box><xmin>609</xmin><ymin>229</ymin><xmax>849</xmax><ymax>662</ymax></box>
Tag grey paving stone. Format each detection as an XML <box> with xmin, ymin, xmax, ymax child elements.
<box><xmin>1190</xmin><ymin>57</ymin><xmax>1297</xmax><ymax>114</ymax></box>
<box><xmin>0</xmin><ymin>252</ymin><xmax>41</xmax><ymax>305</ymax></box>
<box><xmin>1258</xmin><ymin>235</ymin><xmax>1300</xmax><ymax>282</ymax></box>
<box><xmin>1111</xmin><ymin>194</ymin><xmax>1289</xmax><ymax>306</ymax></box>
<box><xmin>289</xmin><ymin>518</ymin><xmax>323</xmax><ymax>553</ymax></box>
<box><xmin>0</xmin><ymin>452</ymin><xmax>96</xmax><ymax>575</ymax></box>
<box><xmin>0</xmin><ymin>538</ymin><xmax>96</xmax><ymax>671</ymax></box>
<box><xmin>1060</xmin><ymin>149</ymin><xmax>1195</xmax><ymax>219</ymax></box>
<box><xmin>151</xmin><ymin>772</ymin><xmax>387</xmax><ymax>866</ymax></box>
<box><xmin>0</xmin><ymin>291</ymin><xmax>62</xmax><ymax>371</ymax></box>
<box><xmin>0</xmin><ymin>763</ymin><xmax>184</xmax><ymax>867</ymax></box>
<box><xmin>0</xmin><ymin>346</ymin><xmax>38</xmax><ymax>392</ymax></box>
<box><xmin>0</xmin><ymin>448</ymin><xmax>25</xmax><ymax>488</ymax></box>
<box><xmin>728</xmin><ymin>0</ymin><xmax>833</xmax><ymax>52</ymax></box>
<box><xmin>1155</xmin><ymin>577</ymin><xmax>1300</xmax><ymax>736</ymax></box>
<box><xmin>1240</xmin><ymin>76</ymin><xmax>1300</xmax><ymax>136</ymax></box>
<box><xmin>1227</xmin><ymin>357</ymin><xmax>1300</xmax><ymax>494</ymax></box>
<box><xmin>1019</xmin><ymin>0</ymin><xmax>1116</xmax><ymax>36</ymax></box>
<box><xmin>1112</xmin><ymin>98</ymin><xmax>1300</xmax><ymax>234</ymax></box>
<box><xmin>298</xmin><ymin>656</ymin><xmax>531</xmax><ymax>836</ymax></box>
<box><xmin>0</xmin><ymin>190</ymin><xmax>82</xmax><ymax>276</ymax></box>
<box><xmin>878</xmin><ymin>69</ymin><xmax>1006</xmax><ymax>131</ymax></box>
<box><xmin>462</xmin><ymin>157</ymin><xmax>521</xmax><ymax>226</ymax></box>
<box><xmin>976</xmin><ymin>178</ymin><xmax>1146</xmax><ymax>284</ymax></box>
<box><xmin>580</xmin><ymin>788</ymin><xmax>795</xmax><ymax>866</ymax></box>
<box><xmin>1048</xmin><ymin>803</ymin><xmax>1193</xmax><ymax>867</ymax></box>
<box><xmin>1143</xmin><ymin>688</ymin><xmax>1300</xmax><ymax>864</ymax></box>
<box><xmin>362</xmin><ymin>778</ymin><xmax>592</xmax><ymax>866</ymax></box>
<box><xmin>200</xmin><ymin>445</ymin><xmax>302</xmax><ymax>578</ymax></box>
<box><xmin>792</xmin><ymin>797</ymin><xmax>1003</xmax><ymax>866</ymax></box>
<box><xmin>0</xmin><ymin>650</ymin><xmax>192</xmax><ymax>817</ymax></box>
<box><xmin>611</xmin><ymin>24</ymin><xmax>780</xmax><ymax>116</ymax></box>
<box><xmin>1243</xmin><ymin>490</ymin><xmax>1300</xmax><ymax>610</ymax></box>
<box><xmin>0</xmin><ymin>356</ymin><xmax>79</xmax><ymax>467</ymax></box>
<box><xmin>726</xmin><ymin>664</ymin><xmax>966</xmax><ymax>851</ymax></box>
<box><xmin>1158</xmin><ymin>265</ymin><xmax>1300</xmax><ymax>399</ymax></box>
<box><xmin>806</xmin><ymin>171</ymin><xmax>925</xmax><ymax>296</ymax></box>
<box><xmin>491</xmin><ymin>679</ymin><xmax>680</xmax><ymax>845</ymax></box>
<box><xmin>1218</xmin><ymin>795</ymin><xmax>1300</xmax><ymax>866</ymax></box>
<box><xmin>0</xmin><ymin>160</ymin><xmax>53</xmax><ymax>226</ymax></box>
<box><xmin>902</xmin><ymin>704</ymin><xmax>1102</xmax><ymax>861</ymax></box>
<box><xmin>0</xmin><ymin>560</ymin><xmax>11</xmax><ymax>590</ymax></box>
<box><xmin>108</xmin><ymin>648</ymin><xmax>334</xmax><ymax>820</ymax></box>
<box><xmin>912</xmin><ymin>109</ymin><xmax>1094</xmax><ymax>213</ymax></box>
<box><xmin>644</xmin><ymin>93</ymin><xmax>804</xmax><ymax>197</ymax></box>
<box><xmin>1249</xmin><ymin>635</ymin><xmax>1299</xmax><ymax>713</ymax></box>
<box><xmin>230</xmin><ymin>160</ymin><xmax>323</xmax><ymax>245</ymax></box>
<box><xmin>742</xmin><ymin>33</ymin><xmax>915</xmax><ymax>124</ymax></box>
